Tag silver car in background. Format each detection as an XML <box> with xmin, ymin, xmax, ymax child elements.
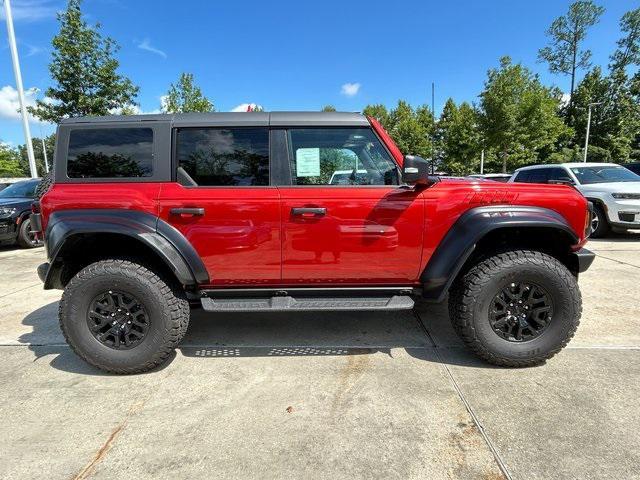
<box><xmin>509</xmin><ymin>163</ymin><xmax>640</xmax><ymax>237</ymax></box>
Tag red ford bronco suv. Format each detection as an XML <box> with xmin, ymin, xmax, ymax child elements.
<box><xmin>32</xmin><ymin>112</ymin><xmax>594</xmax><ymax>373</ymax></box>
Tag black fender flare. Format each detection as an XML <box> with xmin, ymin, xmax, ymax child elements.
<box><xmin>44</xmin><ymin>209</ymin><xmax>209</xmax><ymax>288</ymax></box>
<box><xmin>420</xmin><ymin>205</ymin><xmax>578</xmax><ymax>303</ymax></box>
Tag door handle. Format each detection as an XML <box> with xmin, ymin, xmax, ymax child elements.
<box><xmin>170</xmin><ymin>207</ymin><xmax>205</xmax><ymax>216</ymax></box>
<box><xmin>291</xmin><ymin>207</ymin><xmax>326</xmax><ymax>217</ymax></box>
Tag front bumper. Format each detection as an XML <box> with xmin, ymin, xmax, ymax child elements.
<box><xmin>0</xmin><ymin>218</ymin><xmax>18</xmax><ymax>242</ymax></box>
<box><xmin>605</xmin><ymin>198</ymin><xmax>640</xmax><ymax>228</ymax></box>
<box><xmin>572</xmin><ymin>248</ymin><xmax>595</xmax><ymax>273</ymax></box>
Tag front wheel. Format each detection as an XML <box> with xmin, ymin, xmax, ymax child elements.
<box><xmin>59</xmin><ymin>259</ymin><xmax>190</xmax><ymax>374</ymax></box>
<box><xmin>590</xmin><ymin>204</ymin><xmax>610</xmax><ymax>238</ymax></box>
<box><xmin>449</xmin><ymin>250</ymin><xmax>581</xmax><ymax>367</ymax></box>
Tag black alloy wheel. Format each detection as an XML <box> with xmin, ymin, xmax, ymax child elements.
<box><xmin>489</xmin><ymin>282</ymin><xmax>553</xmax><ymax>342</ymax></box>
<box><xmin>87</xmin><ymin>290</ymin><xmax>149</xmax><ymax>349</ymax></box>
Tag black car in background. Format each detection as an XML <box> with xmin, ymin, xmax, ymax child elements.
<box><xmin>0</xmin><ymin>179</ymin><xmax>43</xmax><ymax>248</ymax></box>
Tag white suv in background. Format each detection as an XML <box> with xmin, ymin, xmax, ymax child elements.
<box><xmin>510</xmin><ymin>163</ymin><xmax>640</xmax><ymax>237</ymax></box>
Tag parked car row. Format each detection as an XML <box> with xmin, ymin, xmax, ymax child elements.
<box><xmin>470</xmin><ymin>162</ymin><xmax>640</xmax><ymax>238</ymax></box>
<box><xmin>0</xmin><ymin>178</ymin><xmax>44</xmax><ymax>248</ymax></box>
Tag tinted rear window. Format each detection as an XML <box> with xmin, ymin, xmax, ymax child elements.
<box><xmin>176</xmin><ymin>128</ymin><xmax>269</xmax><ymax>186</ymax></box>
<box><xmin>67</xmin><ymin>128</ymin><xmax>154</xmax><ymax>178</ymax></box>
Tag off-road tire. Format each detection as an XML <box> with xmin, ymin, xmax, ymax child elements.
<box><xmin>34</xmin><ymin>171</ymin><xmax>53</xmax><ymax>199</ymax></box>
<box><xmin>590</xmin><ymin>203</ymin><xmax>610</xmax><ymax>238</ymax></box>
<box><xmin>59</xmin><ymin>259</ymin><xmax>190</xmax><ymax>374</ymax></box>
<box><xmin>17</xmin><ymin>217</ymin><xmax>42</xmax><ymax>248</ymax></box>
<box><xmin>449</xmin><ymin>250</ymin><xmax>581</xmax><ymax>367</ymax></box>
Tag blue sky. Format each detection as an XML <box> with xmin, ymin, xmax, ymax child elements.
<box><xmin>1</xmin><ymin>0</ymin><xmax>637</xmax><ymax>146</ymax></box>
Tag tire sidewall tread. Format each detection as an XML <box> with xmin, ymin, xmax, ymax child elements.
<box><xmin>449</xmin><ymin>250</ymin><xmax>582</xmax><ymax>367</ymax></box>
<box><xmin>59</xmin><ymin>259</ymin><xmax>190</xmax><ymax>374</ymax></box>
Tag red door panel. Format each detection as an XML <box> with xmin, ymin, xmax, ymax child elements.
<box><xmin>279</xmin><ymin>187</ymin><xmax>424</xmax><ymax>285</ymax></box>
<box><xmin>159</xmin><ymin>183</ymin><xmax>281</xmax><ymax>286</ymax></box>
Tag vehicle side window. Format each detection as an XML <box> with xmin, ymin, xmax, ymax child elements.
<box><xmin>513</xmin><ymin>171</ymin><xmax>531</xmax><ymax>183</ymax></box>
<box><xmin>176</xmin><ymin>128</ymin><xmax>269</xmax><ymax>186</ymax></box>
<box><xmin>547</xmin><ymin>167</ymin><xmax>573</xmax><ymax>183</ymax></box>
<box><xmin>527</xmin><ymin>169</ymin><xmax>549</xmax><ymax>183</ymax></box>
<box><xmin>287</xmin><ymin>128</ymin><xmax>399</xmax><ymax>186</ymax></box>
<box><xmin>67</xmin><ymin>128</ymin><xmax>153</xmax><ymax>178</ymax></box>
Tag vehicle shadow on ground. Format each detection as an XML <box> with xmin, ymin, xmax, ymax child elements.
<box><xmin>19</xmin><ymin>300</ymin><xmax>497</xmax><ymax>376</ymax></box>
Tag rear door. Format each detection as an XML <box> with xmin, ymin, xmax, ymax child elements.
<box><xmin>158</xmin><ymin>126</ymin><xmax>281</xmax><ymax>286</ymax></box>
<box><xmin>276</xmin><ymin>127</ymin><xmax>424</xmax><ymax>285</ymax></box>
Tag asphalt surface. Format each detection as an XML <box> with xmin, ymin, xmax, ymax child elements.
<box><xmin>0</xmin><ymin>233</ymin><xmax>639</xmax><ymax>479</ymax></box>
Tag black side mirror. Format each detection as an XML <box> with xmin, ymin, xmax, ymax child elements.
<box><xmin>402</xmin><ymin>155</ymin><xmax>435</xmax><ymax>186</ymax></box>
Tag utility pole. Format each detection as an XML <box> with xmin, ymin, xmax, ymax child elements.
<box><xmin>583</xmin><ymin>101</ymin><xmax>602</xmax><ymax>163</ymax></box>
<box><xmin>3</xmin><ymin>0</ymin><xmax>37</xmax><ymax>178</ymax></box>
<box><xmin>480</xmin><ymin>149</ymin><xmax>485</xmax><ymax>174</ymax></box>
<box><xmin>38</xmin><ymin>123</ymin><xmax>49</xmax><ymax>173</ymax></box>
<box><xmin>41</xmin><ymin>138</ymin><xmax>49</xmax><ymax>173</ymax></box>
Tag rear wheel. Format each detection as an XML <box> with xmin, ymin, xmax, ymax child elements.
<box><xmin>59</xmin><ymin>259</ymin><xmax>190</xmax><ymax>374</ymax></box>
<box><xmin>449</xmin><ymin>250</ymin><xmax>581</xmax><ymax>367</ymax></box>
<box><xmin>17</xmin><ymin>217</ymin><xmax>43</xmax><ymax>248</ymax></box>
<box><xmin>590</xmin><ymin>204</ymin><xmax>610</xmax><ymax>238</ymax></box>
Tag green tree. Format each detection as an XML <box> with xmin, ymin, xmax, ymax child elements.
<box><xmin>436</xmin><ymin>99</ymin><xmax>482</xmax><ymax>175</ymax></box>
<box><xmin>321</xmin><ymin>105</ymin><xmax>336</xmax><ymax>112</ymax></box>
<box><xmin>538</xmin><ymin>1</ymin><xmax>605</xmax><ymax>108</ymax></box>
<box><xmin>610</xmin><ymin>7</ymin><xmax>640</xmax><ymax>71</ymax></box>
<box><xmin>18</xmin><ymin>135</ymin><xmax>55</xmax><ymax>177</ymax></box>
<box><xmin>480</xmin><ymin>57</ymin><xmax>571</xmax><ymax>173</ymax></box>
<box><xmin>387</xmin><ymin>101</ymin><xmax>431</xmax><ymax>159</ymax></box>
<box><xmin>362</xmin><ymin>104</ymin><xmax>391</xmax><ymax>129</ymax></box>
<box><xmin>162</xmin><ymin>73</ymin><xmax>214</xmax><ymax>113</ymax></box>
<box><xmin>0</xmin><ymin>143</ymin><xmax>24</xmax><ymax>177</ymax></box>
<box><xmin>571</xmin><ymin>67</ymin><xmax>640</xmax><ymax>162</ymax></box>
<box><xmin>28</xmin><ymin>0</ymin><xmax>138</xmax><ymax>123</ymax></box>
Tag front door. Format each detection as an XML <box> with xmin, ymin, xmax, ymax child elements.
<box><xmin>278</xmin><ymin>127</ymin><xmax>424</xmax><ymax>285</ymax></box>
<box><xmin>159</xmin><ymin>126</ymin><xmax>281</xmax><ymax>286</ymax></box>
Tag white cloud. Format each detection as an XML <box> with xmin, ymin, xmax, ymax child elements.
<box><xmin>109</xmin><ymin>104</ymin><xmax>162</xmax><ymax>115</ymax></box>
<box><xmin>25</xmin><ymin>43</ymin><xmax>43</xmax><ymax>57</ymax></box>
<box><xmin>231</xmin><ymin>103</ymin><xmax>263</xmax><ymax>112</ymax></box>
<box><xmin>0</xmin><ymin>85</ymin><xmax>51</xmax><ymax>124</ymax></box>
<box><xmin>0</xmin><ymin>0</ymin><xmax>58</xmax><ymax>22</ymax></box>
<box><xmin>560</xmin><ymin>92</ymin><xmax>571</xmax><ymax>107</ymax></box>
<box><xmin>340</xmin><ymin>82</ymin><xmax>361</xmax><ymax>97</ymax></box>
<box><xmin>137</xmin><ymin>38</ymin><xmax>167</xmax><ymax>58</ymax></box>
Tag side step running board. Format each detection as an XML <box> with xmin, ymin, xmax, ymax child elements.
<box><xmin>200</xmin><ymin>295</ymin><xmax>415</xmax><ymax>312</ymax></box>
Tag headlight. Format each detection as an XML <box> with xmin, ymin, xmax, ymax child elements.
<box><xmin>612</xmin><ymin>193</ymin><xmax>640</xmax><ymax>200</ymax></box>
<box><xmin>0</xmin><ymin>207</ymin><xmax>16</xmax><ymax>217</ymax></box>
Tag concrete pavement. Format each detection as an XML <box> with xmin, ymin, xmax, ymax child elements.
<box><xmin>0</xmin><ymin>233</ymin><xmax>639</xmax><ymax>479</ymax></box>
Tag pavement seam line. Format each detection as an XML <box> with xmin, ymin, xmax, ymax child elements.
<box><xmin>412</xmin><ymin>311</ymin><xmax>513</xmax><ymax>480</ymax></box>
<box><xmin>1</xmin><ymin>343</ymin><xmax>640</xmax><ymax>350</ymax></box>
<box><xmin>0</xmin><ymin>283</ymin><xmax>42</xmax><ymax>299</ymax></box>
<box><xmin>594</xmin><ymin>253</ymin><xmax>640</xmax><ymax>270</ymax></box>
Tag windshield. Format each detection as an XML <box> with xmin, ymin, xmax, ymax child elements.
<box><xmin>0</xmin><ymin>180</ymin><xmax>39</xmax><ymax>199</ymax></box>
<box><xmin>570</xmin><ymin>166</ymin><xmax>640</xmax><ymax>185</ymax></box>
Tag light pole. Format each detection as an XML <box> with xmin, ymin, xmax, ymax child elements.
<box><xmin>3</xmin><ymin>0</ymin><xmax>38</xmax><ymax>178</ymax></box>
<box><xmin>583</xmin><ymin>101</ymin><xmax>603</xmax><ymax>163</ymax></box>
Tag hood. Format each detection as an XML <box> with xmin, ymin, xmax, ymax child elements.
<box><xmin>0</xmin><ymin>198</ymin><xmax>33</xmax><ymax>209</ymax></box>
<box><xmin>577</xmin><ymin>182</ymin><xmax>640</xmax><ymax>194</ymax></box>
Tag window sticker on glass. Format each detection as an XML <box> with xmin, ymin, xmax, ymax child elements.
<box><xmin>296</xmin><ymin>148</ymin><xmax>321</xmax><ymax>177</ymax></box>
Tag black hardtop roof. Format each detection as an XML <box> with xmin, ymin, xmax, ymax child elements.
<box><xmin>60</xmin><ymin>111</ymin><xmax>370</xmax><ymax>127</ymax></box>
